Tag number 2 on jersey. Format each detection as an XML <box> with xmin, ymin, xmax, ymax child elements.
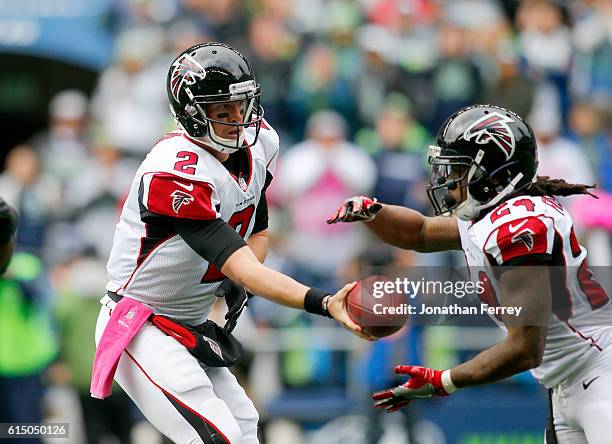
<box><xmin>201</xmin><ymin>205</ymin><xmax>256</xmax><ymax>283</ymax></box>
<box><xmin>174</xmin><ymin>151</ymin><xmax>198</xmax><ymax>175</ymax></box>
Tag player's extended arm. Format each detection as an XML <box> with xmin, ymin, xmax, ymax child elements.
<box><xmin>373</xmin><ymin>265</ymin><xmax>550</xmax><ymax>411</ymax></box>
<box><xmin>170</xmin><ymin>216</ymin><xmax>373</xmax><ymax>340</ymax></box>
<box><xmin>222</xmin><ymin>246</ymin><xmax>374</xmax><ymax>340</ymax></box>
<box><xmin>367</xmin><ymin>205</ymin><xmax>461</xmax><ymax>252</ymax></box>
<box><xmin>222</xmin><ymin>246</ymin><xmax>309</xmax><ymax>309</ymax></box>
<box><xmin>327</xmin><ymin>196</ymin><xmax>461</xmax><ymax>252</ymax></box>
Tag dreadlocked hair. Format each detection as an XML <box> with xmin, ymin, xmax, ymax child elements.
<box><xmin>526</xmin><ymin>176</ymin><xmax>598</xmax><ymax>198</ymax></box>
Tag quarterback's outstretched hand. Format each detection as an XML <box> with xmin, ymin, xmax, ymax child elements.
<box><xmin>215</xmin><ymin>278</ymin><xmax>250</xmax><ymax>334</ymax></box>
<box><xmin>327</xmin><ymin>196</ymin><xmax>382</xmax><ymax>224</ymax></box>
<box><xmin>372</xmin><ymin>365</ymin><xmax>456</xmax><ymax>412</ymax></box>
<box><xmin>327</xmin><ymin>282</ymin><xmax>377</xmax><ymax>341</ymax></box>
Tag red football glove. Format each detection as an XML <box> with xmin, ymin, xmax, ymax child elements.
<box><xmin>372</xmin><ymin>365</ymin><xmax>455</xmax><ymax>413</ymax></box>
<box><xmin>327</xmin><ymin>196</ymin><xmax>382</xmax><ymax>224</ymax></box>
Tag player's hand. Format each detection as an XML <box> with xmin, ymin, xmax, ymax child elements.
<box><xmin>0</xmin><ymin>197</ymin><xmax>18</xmax><ymax>244</ymax></box>
<box><xmin>327</xmin><ymin>282</ymin><xmax>377</xmax><ymax>341</ymax></box>
<box><xmin>327</xmin><ymin>196</ymin><xmax>382</xmax><ymax>224</ymax></box>
<box><xmin>372</xmin><ymin>365</ymin><xmax>452</xmax><ymax>412</ymax></box>
<box><xmin>215</xmin><ymin>278</ymin><xmax>250</xmax><ymax>334</ymax></box>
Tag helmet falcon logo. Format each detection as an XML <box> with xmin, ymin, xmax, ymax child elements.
<box><xmin>171</xmin><ymin>190</ymin><xmax>194</xmax><ymax>213</ymax></box>
<box><xmin>463</xmin><ymin>112</ymin><xmax>516</xmax><ymax>160</ymax></box>
<box><xmin>511</xmin><ymin>229</ymin><xmax>535</xmax><ymax>251</ymax></box>
<box><xmin>170</xmin><ymin>54</ymin><xmax>206</xmax><ymax>101</ymax></box>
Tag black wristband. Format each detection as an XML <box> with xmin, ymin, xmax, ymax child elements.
<box><xmin>304</xmin><ymin>288</ymin><xmax>332</xmax><ymax>317</ymax></box>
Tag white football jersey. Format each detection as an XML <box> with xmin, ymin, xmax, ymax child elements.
<box><xmin>106</xmin><ymin>121</ymin><xmax>279</xmax><ymax>324</ymax></box>
<box><xmin>457</xmin><ymin>194</ymin><xmax>612</xmax><ymax>388</ymax></box>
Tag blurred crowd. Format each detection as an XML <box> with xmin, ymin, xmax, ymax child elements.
<box><xmin>1</xmin><ymin>0</ymin><xmax>612</xmax><ymax>442</ymax></box>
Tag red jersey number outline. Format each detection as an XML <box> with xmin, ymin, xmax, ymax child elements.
<box><xmin>489</xmin><ymin>198</ymin><xmax>536</xmax><ymax>224</ymax></box>
<box><xmin>174</xmin><ymin>151</ymin><xmax>198</xmax><ymax>175</ymax></box>
<box><xmin>201</xmin><ymin>205</ymin><xmax>256</xmax><ymax>283</ymax></box>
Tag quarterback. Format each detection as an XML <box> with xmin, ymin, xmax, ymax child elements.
<box><xmin>94</xmin><ymin>43</ymin><xmax>368</xmax><ymax>444</ymax></box>
<box><xmin>329</xmin><ymin>105</ymin><xmax>612</xmax><ymax>443</ymax></box>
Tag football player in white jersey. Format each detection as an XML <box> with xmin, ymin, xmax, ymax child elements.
<box><xmin>328</xmin><ymin>105</ymin><xmax>612</xmax><ymax>443</ymax></box>
<box><xmin>96</xmin><ymin>43</ymin><xmax>370</xmax><ymax>444</ymax></box>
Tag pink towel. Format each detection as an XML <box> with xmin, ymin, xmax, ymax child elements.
<box><xmin>90</xmin><ymin>297</ymin><xmax>152</xmax><ymax>399</ymax></box>
<box><xmin>571</xmin><ymin>191</ymin><xmax>612</xmax><ymax>231</ymax></box>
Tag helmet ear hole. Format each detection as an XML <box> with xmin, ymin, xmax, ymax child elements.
<box><xmin>468</xmin><ymin>182</ymin><xmax>486</xmax><ymax>202</ymax></box>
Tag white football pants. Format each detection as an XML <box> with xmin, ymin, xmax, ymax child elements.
<box><xmin>95</xmin><ymin>305</ymin><xmax>259</xmax><ymax>444</ymax></box>
<box><xmin>546</xmin><ymin>346</ymin><xmax>612</xmax><ymax>443</ymax></box>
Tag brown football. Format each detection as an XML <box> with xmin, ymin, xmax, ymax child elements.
<box><xmin>346</xmin><ymin>275</ymin><xmax>409</xmax><ymax>338</ymax></box>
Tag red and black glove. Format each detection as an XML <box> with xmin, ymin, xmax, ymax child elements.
<box><xmin>326</xmin><ymin>196</ymin><xmax>382</xmax><ymax>224</ymax></box>
<box><xmin>372</xmin><ymin>365</ymin><xmax>456</xmax><ymax>413</ymax></box>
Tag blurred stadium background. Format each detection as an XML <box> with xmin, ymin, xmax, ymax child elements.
<box><xmin>0</xmin><ymin>0</ymin><xmax>611</xmax><ymax>443</ymax></box>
